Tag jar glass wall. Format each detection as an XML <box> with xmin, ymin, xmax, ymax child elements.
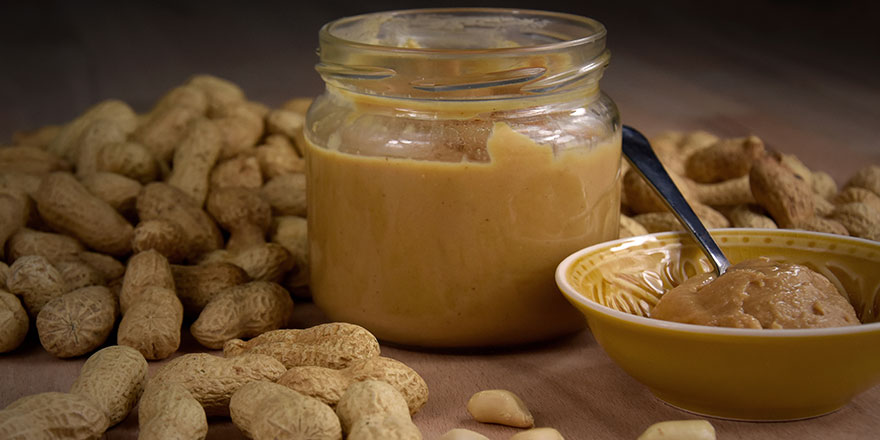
<box><xmin>306</xmin><ymin>8</ymin><xmax>621</xmax><ymax>347</ymax></box>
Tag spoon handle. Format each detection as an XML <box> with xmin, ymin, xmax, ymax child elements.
<box><xmin>622</xmin><ymin>125</ymin><xmax>731</xmax><ymax>276</ymax></box>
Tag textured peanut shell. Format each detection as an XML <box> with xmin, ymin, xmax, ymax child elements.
<box><xmin>0</xmin><ymin>172</ymin><xmax>42</xmax><ymax>200</ymax></box>
<box><xmin>198</xmin><ymin>243</ymin><xmax>293</xmax><ymax>283</ymax></box>
<box><xmin>750</xmin><ymin>156</ymin><xmax>815</xmax><ymax>228</ymax></box>
<box><xmin>136</xmin><ymin>182</ymin><xmax>223</xmax><ymax>260</ymax></box>
<box><xmin>190</xmin><ymin>281</ymin><xmax>293</xmax><ymax>349</ymax></box>
<box><xmin>831</xmin><ymin>203</ymin><xmax>880</xmax><ymax>241</ymax></box>
<box><xmin>94</xmin><ymin>141</ymin><xmax>159</xmax><ymax>184</ymax></box>
<box><xmin>794</xmin><ymin>217</ymin><xmax>850</xmax><ymax>236</ymax></box>
<box><xmin>12</xmin><ymin>124</ymin><xmax>61</xmax><ymax>149</ymax></box>
<box><xmin>812</xmin><ymin>170</ymin><xmax>838</xmax><ymax>200</ymax></box>
<box><xmin>778</xmin><ymin>153</ymin><xmax>814</xmax><ymax>186</ymax></box>
<box><xmin>0</xmin><ymin>190</ymin><xmax>29</xmax><ymax>260</ymax></box>
<box><xmin>680</xmin><ymin>130</ymin><xmax>720</xmax><ymax>155</ymax></box>
<box><xmin>270</xmin><ymin>216</ymin><xmax>309</xmax><ymax>293</ymax></box>
<box><xmin>348</xmin><ymin>414</ymin><xmax>423</xmax><ymax>440</ymax></box>
<box><xmin>74</xmin><ymin>119</ymin><xmax>131</xmax><ymax>178</ymax></box>
<box><xmin>131</xmin><ymin>219</ymin><xmax>190</xmax><ymax>263</ymax></box>
<box><xmin>48</xmin><ymin>99</ymin><xmax>138</xmax><ymax>162</ymax></box>
<box><xmin>632</xmin><ymin>212</ymin><xmax>684</xmax><ymax>233</ymax></box>
<box><xmin>230</xmin><ymin>381</ymin><xmax>342</xmax><ymax>440</ymax></box>
<box><xmin>7</xmin><ymin>255</ymin><xmax>67</xmax><ymax>316</ymax></box>
<box><xmin>0</xmin><ymin>262</ymin><xmax>9</xmax><ymax>289</ymax></box>
<box><xmin>6</xmin><ymin>228</ymin><xmax>84</xmax><ymax>263</ymax></box>
<box><xmin>684</xmin><ymin>136</ymin><xmax>765</xmax><ymax>183</ymax></box>
<box><xmin>34</xmin><ymin>172</ymin><xmax>133</xmax><ymax>256</ymax></box>
<box><xmin>0</xmin><ymin>145</ymin><xmax>70</xmax><ymax>175</ymax></box>
<box><xmin>167</xmin><ymin>118</ymin><xmax>223</xmax><ymax>206</ymax></box>
<box><xmin>133</xmin><ymin>104</ymin><xmax>203</xmax><ymax>163</ymax></box>
<box><xmin>36</xmin><ymin>285</ymin><xmax>117</xmax><ymax>358</ymax></box>
<box><xmin>634</xmin><ymin>204</ymin><xmax>729</xmax><ymax>233</ymax></box>
<box><xmin>624</xmin><ymin>169</ymin><xmax>698</xmax><ymax>214</ymax></box>
<box><xmin>76</xmin><ymin>251</ymin><xmax>125</xmax><ymax>281</ymax></box>
<box><xmin>151</xmin><ymin>84</ymin><xmax>209</xmax><ymax>115</ymax></box>
<box><xmin>187</xmin><ymin>74</ymin><xmax>245</xmax><ymax>115</ymax></box>
<box><xmin>210</xmin><ymin>154</ymin><xmax>263</xmax><ymax>190</ymax></box>
<box><xmin>150</xmin><ymin>352</ymin><xmax>287</xmax><ymax>415</ymax></box>
<box><xmin>117</xmin><ymin>286</ymin><xmax>183</xmax><ymax>360</ymax></box>
<box><xmin>138</xmin><ymin>382</ymin><xmax>207</xmax><ymax>440</ymax></box>
<box><xmin>336</xmin><ymin>380</ymin><xmax>412</xmax><ymax>434</ymax></box>
<box><xmin>277</xmin><ymin>356</ymin><xmax>429</xmax><ymax>414</ymax></box>
<box><xmin>119</xmin><ymin>250</ymin><xmax>175</xmax><ymax>313</ymax></box>
<box><xmin>171</xmin><ymin>262</ymin><xmax>249</xmax><ymax>315</ymax></box>
<box><xmin>0</xmin><ymin>291</ymin><xmax>28</xmax><ymax>353</ymax></box>
<box><xmin>70</xmin><ymin>345</ymin><xmax>148</xmax><ymax>426</ymax></box>
<box><xmin>813</xmin><ymin>194</ymin><xmax>836</xmax><ymax>217</ymax></box>
<box><xmin>834</xmin><ymin>187</ymin><xmax>880</xmax><ymax>213</ymax></box>
<box><xmin>845</xmin><ymin>165</ymin><xmax>880</xmax><ymax>196</ymax></box>
<box><xmin>266</xmin><ymin>109</ymin><xmax>304</xmax><ymax>142</ymax></box>
<box><xmin>224</xmin><ymin>322</ymin><xmax>380</xmax><ymax>369</ymax></box>
<box><xmin>721</xmin><ymin>205</ymin><xmax>778</xmax><ymax>229</ymax></box>
<box><xmin>206</xmin><ymin>186</ymin><xmax>272</xmax><ymax>253</ymax></box>
<box><xmin>255</xmin><ymin>135</ymin><xmax>304</xmax><ymax>178</ymax></box>
<box><xmin>53</xmin><ymin>257</ymin><xmax>104</xmax><ymax>292</ymax></box>
<box><xmin>649</xmin><ymin>133</ymin><xmax>687</xmax><ymax>177</ymax></box>
<box><xmin>79</xmin><ymin>172</ymin><xmax>142</xmax><ymax>218</ymax></box>
<box><xmin>229</xmin><ymin>243</ymin><xmax>293</xmax><ymax>282</ymax></box>
<box><xmin>214</xmin><ymin>102</ymin><xmax>265</xmax><ymax>159</ymax></box>
<box><xmin>691</xmin><ymin>176</ymin><xmax>755</xmax><ymax>207</ymax></box>
<box><xmin>261</xmin><ymin>173</ymin><xmax>307</xmax><ymax>216</ymax></box>
<box><xmin>0</xmin><ymin>392</ymin><xmax>109</xmax><ymax>440</ymax></box>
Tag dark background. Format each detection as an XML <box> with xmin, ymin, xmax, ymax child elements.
<box><xmin>1</xmin><ymin>0</ymin><xmax>878</xmax><ymax>173</ymax></box>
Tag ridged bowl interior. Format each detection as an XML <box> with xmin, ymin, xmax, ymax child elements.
<box><xmin>564</xmin><ymin>229</ymin><xmax>880</xmax><ymax>324</ymax></box>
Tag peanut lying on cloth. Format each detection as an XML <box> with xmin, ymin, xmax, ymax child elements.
<box><xmin>0</xmin><ymin>345</ymin><xmax>147</xmax><ymax>438</ymax></box>
<box><xmin>621</xmin><ymin>131</ymin><xmax>879</xmax><ymax>240</ymax></box>
<box><xmin>336</xmin><ymin>380</ymin><xmax>422</xmax><ymax>439</ymax></box>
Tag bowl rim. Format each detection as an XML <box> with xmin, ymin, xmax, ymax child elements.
<box><xmin>556</xmin><ymin>228</ymin><xmax>880</xmax><ymax>338</ymax></box>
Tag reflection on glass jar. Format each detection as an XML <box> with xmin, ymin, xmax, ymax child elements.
<box><xmin>306</xmin><ymin>8</ymin><xmax>621</xmax><ymax>347</ymax></box>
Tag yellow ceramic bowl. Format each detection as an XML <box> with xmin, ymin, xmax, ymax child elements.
<box><xmin>555</xmin><ymin>228</ymin><xmax>880</xmax><ymax>421</ymax></box>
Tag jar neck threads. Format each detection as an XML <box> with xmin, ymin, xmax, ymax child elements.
<box><xmin>317</xmin><ymin>8</ymin><xmax>610</xmax><ymax>101</ymax></box>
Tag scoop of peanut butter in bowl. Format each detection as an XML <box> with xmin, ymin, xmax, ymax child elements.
<box><xmin>650</xmin><ymin>256</ymin><xmax>860</xmax><ymax>329</ymax></box>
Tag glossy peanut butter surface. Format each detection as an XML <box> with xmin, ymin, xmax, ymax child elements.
<box><xmin>307</xmin><ymin>122</ymin><xmax>620</xmax><ymax>347</ymax></box>
<box><xmin>651</xmin><ymin>257</ymin><xmax>860</xmax><ymax>329</ymax></box>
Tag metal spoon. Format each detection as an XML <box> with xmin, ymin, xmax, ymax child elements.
<box><xmin>622</xmin><ymin>125</ymin><xmax>731</xmax><ymax>276</ymax></box>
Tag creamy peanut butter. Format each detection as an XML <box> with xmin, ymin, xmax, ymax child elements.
<box><xmin>651</xmin><ymin>257</ymin><xmax>859</xmax><ymax>329</ymax></box>
<box><xmin>307</xmin><ymin>122</ymin><xmax>620</xmax><ymax>347</ymax></box>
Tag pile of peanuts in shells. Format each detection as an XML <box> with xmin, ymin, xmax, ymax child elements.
<box><xmin>0</xmin><ymin>74</ymin><xmax>877</xmax><ymax>440</ymax></box>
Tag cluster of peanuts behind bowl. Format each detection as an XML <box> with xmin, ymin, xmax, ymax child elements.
<box><xmin>0</xmin><ymin>74</ymin><xmax>877</xmax><ymax>439</ymax></box>
<box><xmin>619</xmin><ymin>131</ymin><xmax>880</xmax><ymax>241</ymax></box>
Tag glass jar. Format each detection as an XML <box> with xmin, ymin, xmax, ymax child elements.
<box><xmin>306</xmin><ymin>8</ymin><xmax>621</xmax><ymax>348</ymax></box>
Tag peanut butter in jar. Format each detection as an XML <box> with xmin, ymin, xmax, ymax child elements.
<box><xmin>306</xmin><ymin>8</ymin><xmax>621</xmax><ymax>347</ymax></box>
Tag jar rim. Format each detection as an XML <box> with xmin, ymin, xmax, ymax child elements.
<box><xmin>319</xmin><ymin>8</ymin><xmax>607</xmax><ymax>55</ymax></box>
